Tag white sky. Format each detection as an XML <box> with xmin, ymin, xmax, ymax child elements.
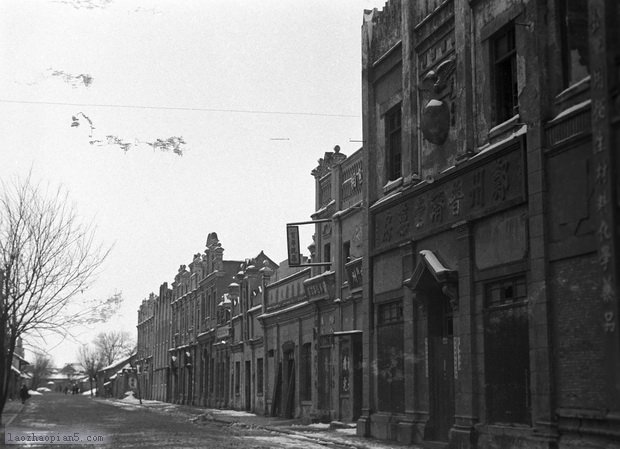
<box><xmin>0</xmin><ymin>0</ymin><xmax>378</xmax><ymax>367</ymax></box>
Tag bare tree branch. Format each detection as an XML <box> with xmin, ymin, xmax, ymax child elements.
<box><xmin>94</xmin><ymin>330</ymin><xmax>135</xmax><ymax>367</ymax></box>
<box><xmin>0</xmin><ymin>174</ymin><xmax>111</xmax><ymax>423</ymax></box>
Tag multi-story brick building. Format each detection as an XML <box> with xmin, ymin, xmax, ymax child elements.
<box><xmin>138</xmin><ymin>232</ymin><xmax>278</xmax><ymax>411</ymax></box>
<box><xmin>306</xmin><ymin>146</ymin><xmax>365</xmax><ymax>424</ymax></box>
<box><xmin>136</xmin><ymin>293</ymin><xmax>155</xmax><ymax>399</ymax></box>
<box><xmin>152</xmin><ymin>283</ymin><xmax>172</xmax><ymax>402</ymax></box>
<box><xmin>358</xmin><ymin>1</ymin><xmax>619</xmax><ymax>448</ymax></box>
<box><xmin>228</xmin><ymin>252</ymin><xmax>278</xmax><ymax>414</ymax></box>
<box><xmin>168</xmin><ymin>233</ymin><xmax>243</xmax><ymax>406</ymax></box>
<box><xmin>262</xmin><ymin>146</ymin><xmax>365</xmax><ymax>423</ymax></box>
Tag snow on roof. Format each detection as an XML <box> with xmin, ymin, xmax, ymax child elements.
<box><xmin>99</xmin><ymin>353</ymin><xmax>136</xmax><ymax>372</ymax></box>
<box><xmin>419</xmin><ymin>250</ymin><xmax>451</xmax><ymax>274</ymax></box>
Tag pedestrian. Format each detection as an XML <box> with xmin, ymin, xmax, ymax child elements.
<box><xmin>19</xmin><ymin>384</ymin><xmax>30</xmax><ymax>404</ymax></box>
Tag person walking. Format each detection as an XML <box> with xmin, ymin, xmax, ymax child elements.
<box><xmin>19</xmin><ymin>384</ymin><xmax>30</xmax><ymax>404</ymax></box>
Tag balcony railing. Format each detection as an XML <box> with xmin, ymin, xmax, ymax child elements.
<box><xmin>345</xmin><ymin>257</ymin><xmax>363</xmax><ymax>291</ymax></box>
<box><xmin>303</xmin><ymin>271</ymin><xmax>336</xmax><ymax>302</ymax></box>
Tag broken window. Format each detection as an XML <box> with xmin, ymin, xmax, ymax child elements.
<box><xmin>492</xmin><ymin>24</ymin><xmax>518</xmax><ymax>124</ymax></box>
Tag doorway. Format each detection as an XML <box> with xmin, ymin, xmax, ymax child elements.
<box><xmin>427</xmin><ymin>293</ymin><xmax>455</xmax><ymax>442</ymax></box>
<box><xmin>245</xmin><ymin>360</ymin><xmax>252</xmax><ymax>411</ymax></box>
<box><xmin>283</xmin><ymin>349</ymin><xmax>295</xmax><ymax>418</ymax></box>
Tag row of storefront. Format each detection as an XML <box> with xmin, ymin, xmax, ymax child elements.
<box><xmin>134</xmin><ymin>1</ymin><xmax>619</xmax><ymax>448</ymax></box>
<box><xmin>135</xmin><ymin>144</ymin><xmax>366</xmax><ymax>426</ymax></box>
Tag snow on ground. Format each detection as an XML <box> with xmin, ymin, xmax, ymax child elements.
<box><xmin>241</xmin><ymin>435</ymin><xmax>333</xmax><ymax>449</ymax></box>
<box><xmin>120</xmin><ymin>391</ymin><xmax>142</xmax><ymax>404</ymax></box>
<box><xmin>208</xmin><ymin>409</ymin><xmax>256</xmax><ymax>417</ymax></box>
<box><xmin>28</xmin><ymin>390</ymin><xmax>43</xmax><ymax>395</ymax></box>
<box><xmin>82</xmin><ymin>388</ymin><xmax>97</xmax><ymax>395</ymax></box>
<box><xmin>299</xmin><ymin>423</ymin><xmax>330</xmax><ymax>429</ymax></box>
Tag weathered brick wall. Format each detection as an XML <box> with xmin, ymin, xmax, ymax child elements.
<box><xmin>551</xmin><ymin>253</ymin><xmax>606</xmax><ymax>409</ymax></box>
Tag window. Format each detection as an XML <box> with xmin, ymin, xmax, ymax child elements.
<box><xmin>378</xmin><ymin>301</ymin><xmax>403</xmax><ymax>325</ymax></box>
<box><xmin>323</xmin><ymin>243</ymin><xmax>331</xmax><ymax>273</ymax></box>
<box><xmin>484</xmin><ymin>277</ymin><xmax>530</xmax><ymax>424</ymax></box>
<box><xmin>256</xmin><ymin>358</ymin><xmax>264</xmax><ymax>395</ymax></box>
<box><xmin>209</xmin><ymin>358</ymin><xmax>214</xmax><ymax>393</ymax></box>
<box><xmin>560</xmin><ymin>0</ymin><xmax>589</xmax><ymax>86</ymax></box>
<box><xmin>385</xmin><ymin>105</ymin><xmax>402</xmax><ymax>181</ymax></box>
<box><xmin>492</xmin><ymin>24</ymin><xmax>518</xmax><ymax>123</ymax></box>
<box><xmin>301</xmin><ymin>343</ymin><xmax>312</xmax><ymax>401</ymax></box>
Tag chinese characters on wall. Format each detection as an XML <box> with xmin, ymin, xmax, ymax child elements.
<box><xmin>373</xmin><ymin>146</ymin><xmax>525</xmax><ymax>252</ymax></box>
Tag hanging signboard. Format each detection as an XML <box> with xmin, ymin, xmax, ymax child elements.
<box><xmin>287</xmin><ymin>225</ymin><xmax>301</xmax><ymax>266</ymax></box>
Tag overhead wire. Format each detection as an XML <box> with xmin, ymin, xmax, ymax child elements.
<box><xmin>0</xmin><ymin>98</ymin><xmax>359</xmax><ymax>118</ymax></box>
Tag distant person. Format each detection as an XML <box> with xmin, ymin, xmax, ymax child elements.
<box><xmin>19</xmin><ymin>384</ymin><xmax>30</xmax><ymax>404</ymax></box>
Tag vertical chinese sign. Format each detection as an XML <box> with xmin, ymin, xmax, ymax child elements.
<box><xmin>589</xmin><ymin>0</ymin><xmax>619</xmax><ymax>402</ymax></box>
<box><xmin>287</xmin><ymin>225</ymin><xmax>301</xmax><ymax>267</ymax></box>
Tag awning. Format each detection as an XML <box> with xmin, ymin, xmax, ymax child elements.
<box><xmin>404</xmin><ymin>250</ymin><xmax>458</xmax><ymax>309</ymax></box>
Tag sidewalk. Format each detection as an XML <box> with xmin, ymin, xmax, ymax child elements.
<box><xmin>100</xmin><ymin>396</ymin><xmax>417</xmax><ymax>449</ymax></box>
<box><xmin>1</xmin><ymin>400</ymin><xmax>24</xmax><ymax>428</ymax></box>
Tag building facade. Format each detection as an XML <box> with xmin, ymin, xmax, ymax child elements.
<box><xmin>358</xmin><ymin>1</ymin><xmax>619</xmax><ymax>448</ymax></box>
<box><xmin>308</xmin><ymin>146</ymin><xmax>365</xmax><ymax>424</ymax></box>
<box><xmin>136</xmin><ymin>293</ymin><xmax>155</xmax><ymax>400</ymax></box>
<box><xmin>228</xmin><ymin>253</ymin><xmax>278</xmax><ymax>414</ymax></box>
<box><xmin>168</xmin><ymin>233</ymin><xmax>243</xmax><ymax>407</ymax></box>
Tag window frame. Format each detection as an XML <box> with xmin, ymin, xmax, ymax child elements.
<box><xmin>558</xmin><ymin>0</ymin><xmax>590</xmax><ymax>87</ymax></box>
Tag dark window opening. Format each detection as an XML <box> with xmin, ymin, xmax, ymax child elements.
<box><xmin>235</xmin><ymin>361</ymin><xmax>240</xmax><ymax>395</ymax></box>
<box><xmin>256</xmin><ymin>358</ymin><xmax>264</xmax><ymax>395</ymax></box>
<box><xmin>385</xmin><ymin>105</ymin><xmax>402</xmax><ymax>181</ymax></box>
<box><xmin>492</xmin><ymin>24</ymin><xmax>518</xmax><ymax>124</ymax></box>
<box><xmin>323</xmin><ymin>243</ymin><xmax>331</xmax><ymax>272</ymax></box>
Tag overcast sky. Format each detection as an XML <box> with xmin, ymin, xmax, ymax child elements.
<box><xmin>0</xmin><ymin>0</ymin><xmax>377</xmax><ymax>367</ymax></box>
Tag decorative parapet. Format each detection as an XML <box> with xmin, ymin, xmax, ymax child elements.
<box><xmin>304</xmin><ymin>270</ymin><xmax>336</xmax><ymax>302</ymax></box>
<box><xmin>265</xmin><ymin>268</ymin><xmax>310</xmax><ymax>309</ymax></box>
<box><xmin>311</xmin><ymin>146</ymin><xmax>347</xmax><ymax>179</ymax></box>
<box><xmin>366</xmin><ymin>0</ymin><xmax>402</xmax><ymax>64</ymax></box>
<box><xmin>216</xmin><ymin>325</ymin><xmax>230</xmax><ymax>340</ymax></box>
<box><xmin>341</xmin><ymin>150</ymin><xmax>363</xmax><ymax>209</ymax></box>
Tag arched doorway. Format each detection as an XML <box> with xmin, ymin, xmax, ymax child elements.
<box><xmin>405</xmin><ymin>250</ymin><xmax>458</xmax><ymax>444</ymax></box>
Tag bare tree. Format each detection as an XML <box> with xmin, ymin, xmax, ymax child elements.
<box><xmin>26</xmin><ymin>352</ymin><xmax>53</xmax><ymax>390</ymax></box>
<box><xmin>77</xmin><ymin>345</ymin><xmax>103</xmax><ymax>396</ymax></box>
<box><xmin>94</xmin><ymin>330</ymin><xmax>135</xmax><ymax>367</ymax></box>
<box><xmin>0</xmin><ymin>174</ymin><xmax>112</xmax><ymax>424</ymax></box>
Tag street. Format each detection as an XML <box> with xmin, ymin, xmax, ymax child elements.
<box><xmin>2</xmin><ymin>393</ymin><xmax>359</xmax><ymax>449</ymax></box>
